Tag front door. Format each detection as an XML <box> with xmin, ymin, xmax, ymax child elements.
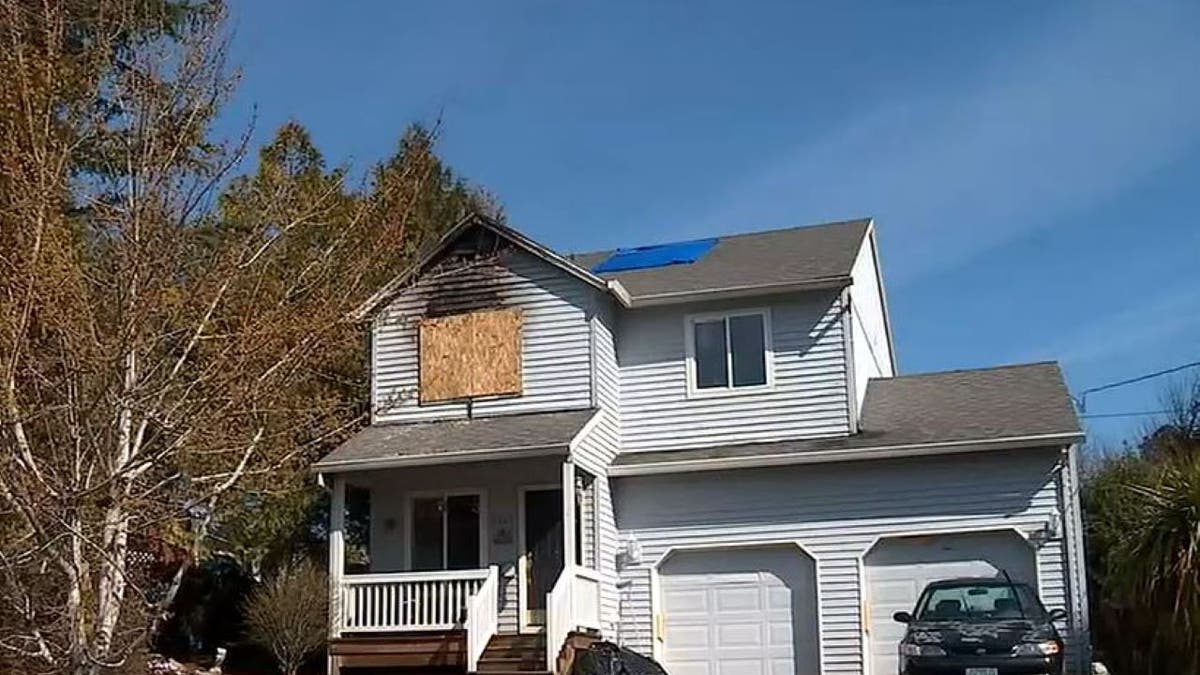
<box><xmin>522</xmin><ymin>488</ymin><xmax>564</xmax><ymax>629</ymax></box>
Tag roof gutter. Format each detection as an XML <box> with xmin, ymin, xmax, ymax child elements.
<box><xmin>627</xmin><ymin>275</ymin><xmax>851</xmax><ymax>308</ymax></box>
<box><xmin>313</xmin><ymin>443</ymin><xmax>568</xmax><ymax>474</ymax></box>
<box><xmin>606</xmin><ymin>280</ymin><xmax>633</xmax><ymax>307</ymax></box>
<box><xmin>608</xmin><ymin>431</ymin><xmax>1085</xmax><ymax>476</ymax></box>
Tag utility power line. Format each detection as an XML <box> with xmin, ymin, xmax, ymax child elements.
<box><xmin>1074</xmin><ymin>359</ymin><xmax>1200</xmax><ymax>412</ymax></box>
<box><xmin>1079</xmin><ymin>410</ymin><xmax>1171</xmax><ymax>420</ymax></box>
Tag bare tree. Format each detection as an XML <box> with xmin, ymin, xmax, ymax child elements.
<box><xmin>0</xmin><ymin>2</ymin><xmax>487</xmax><ymax>673</ymax></box>
<box><xmin>1143</xmin><ymin>376</ymin><xmax>1200</xmax><ymax>462</ymax></box>
<box><xmin>243</xmin><ymin>561</ymin><xmax>328</xmax><ymax>675</ymax></box>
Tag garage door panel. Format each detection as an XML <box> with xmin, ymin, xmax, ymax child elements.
<box><xmin>766</xmin><ymin>584</ymin><xmax>792</xmax><ymax>609</ymax></box>
<box><xmin>670</xmin><ymin>660</ymin><xmax>711</xmax><ymax>675</ymax></box>
<box><xmin>864</xmin><ymin>531</ymin><xmax>1037</xmax><ymax>675</ymax></box>
<box><xmin>715</xmin><ymin>585</ymin><xmax>764</xmax><ymax>612</ymax></box>
<box><xmin>767</xmin><ymin>624</ymin><xmax>794</xmax><ymax>646</ymax></box>
<box><xmin>716</xmin><ymin>622</ymin><xmax>764</xmax><ymax>647</ymax></box>
<box><xmin>664</xmin><ymin>587</ymin><xmax>710</xmax><ymax>614</ymax></box>
<box><xmin>718</xmin><ymin>658</ymin><xmax>765</xmax><ymax>675</ymax></box>
<box><xmin>770</xmin><ymin>657</ymin><xmax>796</xmax><ymax>675</ymax></box>
<box><xmin>872</xmin><ymin>578</ymin><xmax>920</xmax><ymax>605</ymax></box>
<box><xmin>669</xmin><ymin>625</ymin><xmax>711</xmax><ymax>649</ymax></box>
<box><xmin>660</xmin><ymin>546</ymin><xmax>820</xmax><ymax>675</ymax></box>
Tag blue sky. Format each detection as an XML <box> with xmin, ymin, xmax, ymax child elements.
<box><xmin>222</xmin><ymin>0</ymin><xmax>1200</xmax><ymax>449</ymax></box>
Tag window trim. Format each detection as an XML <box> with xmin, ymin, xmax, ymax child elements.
<box><xmin>404</xmin><ymin>488</ymin><xmax>488</xmax><ymax>572</ymax></box>
<box><xmin>683</xmin><ymin>307</ymin><xmax>775</xmax><ymax>398</ymax></box>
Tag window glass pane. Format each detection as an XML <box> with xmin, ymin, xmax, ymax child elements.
<box><xmin>693</xmin><ymin>319</ymin><xmax>728</xmax><ymax>388</ymax></box>
<box><xmin>344</xmin><ymin>486</ymin><xmax>371</xmax><ymax>573</ymax></box>
<box><xmin>729</xmin><ymin>314</ymin><xmax>766</xmax><ymax>386</ymax></box>
<box><xmin>411</xmin><ymin>497</ymin><xmax>443</xmax><ymax>571</ymax></box>
<box><xmin>445</xmin><ymin>495</ymin><xmax>481</xmax><ymax>570</ymax></box>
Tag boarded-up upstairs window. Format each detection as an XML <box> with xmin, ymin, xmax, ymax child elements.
<box><xmin>418</xmin><ymin>308</ymin><xmax>523</xmax><ymax>404</ymax></box>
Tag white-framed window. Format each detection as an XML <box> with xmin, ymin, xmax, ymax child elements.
<box><xmin>684</xmin><ymin>308</ymin><xmax>774</xmax><ymax>396</ymax></box>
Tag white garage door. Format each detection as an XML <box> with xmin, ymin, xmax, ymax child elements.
<box><xmin>659</xmin><ymin>546</ymin><xmax>820</xmax><ymax>675</ymax></box>
<box><xmin>864</xmin><ymin>530</ymin><xmax>1037</xmax><ymax>675</ymax></box>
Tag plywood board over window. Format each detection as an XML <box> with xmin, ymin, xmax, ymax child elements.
<box><xmin>418</xmin><ymin>308</ymin><xmax>523</xmax><ymax>403</ymax></box>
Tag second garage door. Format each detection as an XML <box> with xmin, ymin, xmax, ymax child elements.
<box><xmin>659</xmin><ymin>545</ymin><xmax>820</xmax><ymax>675</ymax></box>
<box><xmin>863</xmin><ymin>530</ymin><xmax>1038</xmax><ymax>675</ymax></box>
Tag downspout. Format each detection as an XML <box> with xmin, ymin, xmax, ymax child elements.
<box><xmin>1059</xmin><ymin>443</ymin><xmax>1092</xmax><ymax>673</ymax></box>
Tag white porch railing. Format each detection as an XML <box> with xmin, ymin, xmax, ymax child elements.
<box><xmin>572</xmin><ymin>567</ymin><xmax>601</xmax><ymax>631</ymax></box>
<box><xmin>466</xmin><ymin>566</ymin><xmax>501</xmax><ymax>672</ymax></box>
<box><xmin>546</xmin><ymin>566</ymin><xmax>603</xmax><ymax>674</ymax></box>
<box><xmin>338</xmin><ymin>568</ymin><xmax>491</xmax><ymax>633</ymax></box>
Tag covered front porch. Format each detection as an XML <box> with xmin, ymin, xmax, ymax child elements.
<box><xmin>324</xmin><ymin>452</ymin><xmax>603</xmax><ymax>673</ymax></box>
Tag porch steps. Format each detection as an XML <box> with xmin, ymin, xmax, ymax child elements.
<box><xmin>473</xmin><ymin>632</ymin><xmax>548</xmax><ymax>674</ymax></box>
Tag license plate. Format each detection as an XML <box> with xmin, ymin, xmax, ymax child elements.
<box><xmin>965</xmin><ymin>669</ymin><xmax>998</xmax><ymax>675</ymax></box>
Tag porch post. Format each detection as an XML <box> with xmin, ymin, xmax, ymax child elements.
<box><xmin>328</xmin><ymin>474</ymin><xmax>346</xmax><ymax>639</ymax></box>
<box><xmin>562</xmin><ymin>461</ymin><xmax>576</xmax><ymax>573</ymax></box>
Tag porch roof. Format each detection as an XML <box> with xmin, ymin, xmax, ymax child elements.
<box><xmin>314</xmin><ymin>408</ymin><xmax>598</xmax><ymax>473</ymax></box>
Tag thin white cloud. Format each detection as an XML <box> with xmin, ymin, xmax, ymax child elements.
<box><xmin>1019</xmin><ymin>284</ymin><xmax>1200</xmax><ymax>367</ymax></box>
<box><xmin>694</xmin><ymin>0</ymin><xmax>1200</xmax><ymax>283</ymax></box>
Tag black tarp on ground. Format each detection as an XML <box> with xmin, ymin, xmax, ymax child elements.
<box><xmin>573</xmin><ymin>642</ymin><xmax>668</xmax><ymax>675</ymax></box>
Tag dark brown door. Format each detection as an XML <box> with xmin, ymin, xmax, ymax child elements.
<box><xmin>523</xmin><ymin>488</ymin><xmax>564</xmax><ymax>626</ymax></box>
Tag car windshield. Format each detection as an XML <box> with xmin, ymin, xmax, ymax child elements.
<box><xmin>914</xmin><ymin>582</ymin><xmax>1046</xmax><ymax>622</ymax></box>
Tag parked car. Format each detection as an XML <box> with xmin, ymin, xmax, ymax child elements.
<box><xmin>892</xmin><ymin>577</ymin><xmax>1068</xmax><ymax>675</ymax></box>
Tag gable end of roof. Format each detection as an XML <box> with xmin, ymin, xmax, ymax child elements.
<box><xmin>348</xmin><ymin>212</ymin><xmax>625</xmax><ymax>321</ymax></box>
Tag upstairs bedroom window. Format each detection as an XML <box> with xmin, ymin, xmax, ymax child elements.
<box><xmin>685</xmin><ymin>309</ymin><xmax>773</xmax><ymax>395</ymax></box>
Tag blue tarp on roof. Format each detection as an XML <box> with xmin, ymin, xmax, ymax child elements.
<box><xmin>591</xmin><ymin>238</ymin><xmax>719</xmax><ymax>274</ymax></box>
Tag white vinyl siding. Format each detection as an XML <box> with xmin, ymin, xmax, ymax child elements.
<box><xmin>618</xmin><ymin>292</ymin><xmax>851</xmax><ymax>452</ymax></box>
<box><xmin>847</xmin><ymin>232</ymin><xmax>894</xmax><ymax>416</ymax></box>
<box><xmin>612</xmin><ymin>447</ymin><xmax>1072</xmax><ymax>674</ymax></box>
<box><xmin>371</xmin><ymin>249</ymin><xmax>596</xmax><ymax>423</ymax></box>
<box><xmin>568</xmin><ymin>304</ymin><xmax>622</xmax><ymax>638</ymax></box>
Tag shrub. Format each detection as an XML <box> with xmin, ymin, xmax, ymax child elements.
<box><xmin>1084</xmin><ymin>436</ymin><xmax>1200</xmax><ymax>673</ymax></box>
<box><xmin>243</xmin><ymin>560</ymin><xmax>328</xmax><ymax>675</ymax></box>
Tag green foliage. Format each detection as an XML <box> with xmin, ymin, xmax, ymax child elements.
<box><xmin>209</xmin><ymin>487</ymin><xmax>324</xmax><ymax>577</ymax></box>
<box><xmin>1083</xmin><ymin>396</ymin><xmax>1200</xmax><ymax>674</ymax></box>
<box><xmin>196</xmin><ymin>119</ymin><xmax>496</xmax><ymax>571</ymax></box>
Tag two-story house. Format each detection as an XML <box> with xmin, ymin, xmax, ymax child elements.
<box><xmin>314</xmin><ymin>214</ymin><xmax>1089</xmax><ymax>675</ymax></box>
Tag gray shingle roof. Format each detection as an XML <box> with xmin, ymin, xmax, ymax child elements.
<box><xmin>570</xmin><ymin>218</ymin><xmax>871</xmax><ymax>302</ymax></box>
<box><xmin>612</xmin><ymin>362</ymin><xmax>1081</xmax><ymax>471</ymax></box>
<box><xmin>859</xmin><ymin>361</ymin><xmax>1081</xmax><ymax>445</ymax></box>
<box><xmin>315</xmin><ymin>409</ymin><xmax>597</xmax><ymax>471</ymax></box>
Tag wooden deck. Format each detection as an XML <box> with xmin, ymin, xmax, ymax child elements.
<box><xmin>328</xmin><ymin>630</ymin><xmax>592</xmax><ymax>674</ymax></box>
